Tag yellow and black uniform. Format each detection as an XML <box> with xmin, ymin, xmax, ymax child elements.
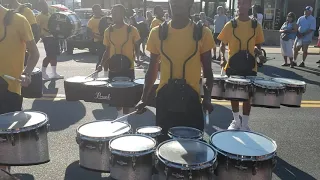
<box><xmin>87</xmin><ymin>16</ymin><xmax>105</xmax><ymax>67</ymax></box>
<box><xmin>36</xmin><ymin>12</ymin><xmax>60</xmax><ymax>58</ymax></box>
<box><xmin>146</xmin><ymin>21</ymin><xmax>215</xmax><ymax>142</ymax></box>
<box><xmin>218</xmin><ymin>18</ymin><xmax>264</xmax><ymax>75</ymax></box>
<box><xmin>0</xmin><ymin>7</ymin><xmax>34</xmax><ymax>114</ymax></box>
<box><xmin>150</xmin><ymin>17</ymin><xmax>164</xmax><ymax>29</ymax></box>
<box><xmin>103</xmin><ymin>24</ymin><xmax>140</xmax><ymax>79</ymax></box>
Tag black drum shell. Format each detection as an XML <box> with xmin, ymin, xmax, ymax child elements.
<box><xmin>21</xmin><ymin>68</ymin><xmax>43</xmax><ymax>98</ymax></box>
<box><xmin>83</xmin><ymin>83</ymin><xmax>110</xmax><ymax>104</ymax></box>
<box><xmin>107</xmin><ymin>84</ymin><xmax>139</xmax><ymax>107</ymax></box>
<box><xmin>64</xmin><ymin>77</ymin><xmax>93</xmax><ymax>101</ymax></box>
<box><xmin>48</xmin><ymin>12</ymin><xmax>81</xmax><ymax>39</ymax></box>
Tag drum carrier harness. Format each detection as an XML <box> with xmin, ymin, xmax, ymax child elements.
<box><xmin>107</xmin><ymin>25</ymin><xmax>133</xmax><ymax>74</ymax></box>
<box><xmin>158</xmin><ymin>21</ymin><xmax>203</xmax><ymax>112</ymax></box>
<box><xmin>226</xmin><ymin>18</ymin><xmax>258</xmax><ymax>76</ymax></box>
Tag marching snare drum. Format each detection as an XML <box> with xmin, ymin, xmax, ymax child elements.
<box><xmin>156</xmin><ymin>139</ymin><xmax>217</xmax><ymax>180</ymax></box>
<box><xmin>136</xmin><ymin>126</ymin><xmax>162</xmax><ymax>139</ymax></box>
<box><xmin>109</xmin><ymin>134</ymin><xmax>156</xmax><ymax>180</ymax></box>
<box><xmin>21</xmin><ymin>67</ymin><xmax>43</xmax><ymax>98</ymax></box>
<box><xmin>200</xmin><ymin>74</ymin><xmax>227</xmax><ymax>100</ymax></box>
<box><xmin>76</xmin><ymin>121</ymin><xmax>131</xmax><ymax>172</ymax></box>
<box><xmin>107</xmin><ymin>80</ymin><xmax>139</xmax><ymax>107</ymax></box>
<box><xmin>168</xmin><ymin>126</ymin><xmax>203</xmax><ymax>140</ymax></box>
<box><xmin>64</xmin><ymin>76</ymin><xmax>94</xmax><ymax>101</ymax></box>
<box><xmin>272</xmin><ymin>78</ymin><xmax>306</xmax><ymax>107</ymax></box>
<box><xmin>251</xmin><ymin>80</ymin><xmax>285</xmax><ymax>108</ymax></box>
<box><xmin>48</xmin><ymin>12</ymin><xmax>81</xmax><ymax>39</ymax></box>
<box><xmin>224</xmin><ymin>77</ymin><xmax>251</xmax><ymax>101</ymax></box>
<box><xmin>0</xmin><ymin>111</ymin><xmax>50</xmax><ymax>165</ymax></box>
<box><xmin>134</xmin><ymin>78</ymin><xmax>160</xmax><ymax>108</ymax></box>
<box><xmin>83</xmin><ymin>81</ymin><xmax>110</xmax><ymax>103</ymax></box>
<box><xmin>210</xmin><ymin>131</ymin><xmax>277</xmax><ymax>180</ymax></box>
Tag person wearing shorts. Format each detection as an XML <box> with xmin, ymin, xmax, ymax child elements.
<box><xmin>213</xmin><ymin>6</ymin><xmax>228</xmax><ymax>60</ymax></box>
<box><xmin>218</xmin><ymin>0</ymin><xmax>264</xmax><ymax>131</ymax></box>
<box><xmin>97</xmin><ymin>4</ymin><xmax>140</xmax><ymax>118</ymax></box>
<box><xmin>293</xmin><ymin>6</ymin><xmax>316</xmax><ymax>67</ymax></box>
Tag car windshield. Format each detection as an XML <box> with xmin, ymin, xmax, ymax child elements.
<box><xmin>75</xmin><ymin>11</ymin><xmax>92</xmax><ymax>20</ymax></box>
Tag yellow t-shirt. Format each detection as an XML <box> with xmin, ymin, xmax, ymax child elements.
<box><xmin>18</xmin><ymin>6</ymin><xmax>37</xmax><ymax>25</ymax></box>
<box><xmin>146</xmin><ymin>22</ymin><xmax>216</xmax><ymax>95</ymax></box>
<box><xmin>103</xmin><ymin>24</ymin><xmax>140</xmax><ymax>69</ymax></box>
<box><xmin>87</xmin><ymin>16</ymin><xmax>102</xmax><ymax>42</ymax></box>
<box><xmin>36</xmin><ymin>12</ymin><xmax>51</xmax><ymax>37</ymax></box>
<box><xmin>0</xmin><ymin>7</ymin><xmax>34</xmax><ymax>95</ymax></box>
<box><xmin>150</xmin><ymin>18</ymin><xmax>163</xmax><ymax>29</ymax></box>
<box><xmin>218</xmin><ymin>18</ymin><xmax>264</xmax><ymax>72</ymax></box>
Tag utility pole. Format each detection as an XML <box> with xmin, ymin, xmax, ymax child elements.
<box><xmin>143</xmin><ymin>0</ymin><xmax>147</xmax><ymax>18</ymax></box>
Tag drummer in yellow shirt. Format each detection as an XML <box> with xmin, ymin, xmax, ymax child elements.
<box><xmin>150</xmin><ymin>6</ymin><xmax>165</xmax><ymax>29</ymax></box>
<box><xmin>0</xmin><ymin>4</ymin><xmax>39</xmax><ymax>173</ymax></box>
<box><xmin>218</xmin><ymin>0</ymin><xmax>265</xmax><ymax>131</ymax></box>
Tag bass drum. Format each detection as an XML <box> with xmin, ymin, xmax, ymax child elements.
<box><xmin>21</xmin><ymin>67</ymin><xmax>43</xmax><ymax>98</ymax></box>
<box><xmin>48</xmin><ymin>12</ymin><xmax>81</xmax><ymax>39</ymax></box>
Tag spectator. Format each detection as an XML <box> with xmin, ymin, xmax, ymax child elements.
<box><xmin>146</xmin><ymin>11</ymin><xmax>153</xmax><ymax>28</ymax></box>
<box><xmin>251</xmin><ymin>5</ymin><xmax>263</xmax><ymax>25</ymax></box>
<box><xmin>164</xmin><ymin>12</ymin><xmax>171</xmax><ymax>22</ymax></box>
<box><xmin>293</xmin><ymin>6</ymin><xmax>316</xmax><ymax>67</ymax></box>
<box><xmin>213</xmin><ymin>6</ymin><xmax>228</xmax><ymax>61</ymax></box>
<box><xmin>150</xmin><ymin>6</ymin><xmax>164</xmax><ymax>29</ymax></box>
<box><xmin>135</xmin><ymin>10</ymin><xmax>146</xmax><ymax>23</ymax></box>
<box><xmin>199</xmin><ymin>12</ymin><xmax>209</xmax><ymax>27</ymax></box>
<box><xmin>279</xmin><ymin>12</ymin><xmax>297</xmax><ymax>67</ymax></box>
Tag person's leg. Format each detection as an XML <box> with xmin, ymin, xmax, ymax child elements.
<box><xmin>241</xmin><ymin>100</ymin><xmax>251</xmax><ymax>131</ymax></box>
<box><xmin>288</xmin><ymin>40</ymin><xmax>294</xmax><ymax>67</ymax></box>
<box><xmin>282</xmin><ymin>56</ymin><xmax>288</xmax><ymax>65</ymax></box>
<box><xmin>42</xmin><ymin>38</ymin><xmax>52</xmax><ymax>80</ymax></box>
<box><xmin>299</xmin><ymin>44</ymin><xmax>309</xmax><ymax>67</ymax></box>
<box><xmin>228</xmin><ymin>101</ymin><xmax>241</xmax><ymax>130</ymax></box>
<box><xmin>50</xmin><ymin>38</ymin><xmax>63</xmax><ymax>78</ymax></box>
<box><xmin>293</xmin><ymin>43</ymin><xmax>301</xmax><ymax>65</ymax></box>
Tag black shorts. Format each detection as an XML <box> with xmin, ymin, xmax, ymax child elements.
<box><xmin>43</xmin><ymin>37</ymin><xmax>60</xmax><ymax>58</ymax></box>
<box><xmin>109</xmin><ymin>69</ymin><xmax>135</xmax><ymax>80</ymax></box>
<box><xmin>0</xmin><ymin>90</ymin><xmax>23</xmax><ymax>115</ymax></box>
<box><xmin>225</xmin><ymin>68</ymin><xmax>257</xmax><ymax>77</ymax></box>
<box><xmin>214</xmin><ymin>33</ymin><xmax>221</xmax><ymax>45</ymax></box>
<box><xmin>155</xmin><ymin>87</ymin><xmax>204</xmax><ymax>143</ymax></box>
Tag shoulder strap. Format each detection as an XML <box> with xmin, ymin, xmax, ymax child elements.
<box><xmin>159</xmin><ymin>21</ymin><xmax>169</xmax><ymax>41</ymax></box>
<box><xmin>18</xmin><ymin>4</ymin><xmax>27</xmax><ymax>13</ymax></box>
<box><xmin>251</xmin><ymin>18</ymin><xmax>258</xmax><ymax>29</ymax></box>
<box><xmin>193</xmin><ymin>21</ymin><xmax>203</xmax><ymax>41</ymax></box>
<box><xmin>4</xmin><ymin>10</ymin><xmax>16</xmax><ymax>26</ymax></box>
<box><xmin>127</xmin><ymin>25</ymin><xmax>132</xmax><ymax>33</ymax></box>
<box><xmin>231</xmin><ymin>18</ymin><xmax>237</xmax><ymax>28</ymax></box>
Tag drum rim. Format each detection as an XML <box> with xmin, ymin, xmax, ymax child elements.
<box><xmin>65</xmin><ymin>76</ymin><xmax>94</xmax><ymax>83</ymax></box>
<box><xmin>136</xmin><ymin>126</ymin><xmax>162</xmax><ymax>136</ymax></box>
<box><xmin>168</xmin><ymin>126</ymin><xmax>203</xmax><ymax>139</ymax></box>
<box><xmin>76</xmin><ymin>120</ymin><xmax>131</xmax><ymax>141</ymax></box>
<box><xmin>156</xmin><ymin>139</ymin><xmax>217</xmax><ymax>170</ymax></box>
<box><xmin>84</xmin><ymin>81</ymin><xmax>109</xmax><ymax>86</ymax></box>
<box><xmin>212</xmin><ymin>74</ymin><xmax>228</xmax><ymax>80</ymax></box>
<box><xmin>271</xmin><ymin>78</ymin><xmax>306</xmax><ymax>88</ymax></box>
<box><xmin>253</xmin><ymin>80</ymin><xmax>285</xmax><ymax>90</ymax></box>
<box><xmin>0</xmin><ymin>111</ymin><xmax>48</xmax><ymax>134</ymax></box>
<box><xmin>225</xmin><ymin>78</ymin><xmax>251</xmax><ymax>85</ymax></box>
<box><xmin>109</xmin><ymin>134</ymin><xmax>156</xmax><ymax>157</ymax></box>
<box><xmin>134</xmin><ymin>78</ymin><xmax>160</xmax><ymax>85</ymax></box>
<box><xmin>107</xmin><ymin>81</ymin><xmax>137</xmax><ymax>87</ymax></box>
<box><xmin>209</xmin><ymin>130</ymin><xmax>277</xmax><ymax>161</ymax></box>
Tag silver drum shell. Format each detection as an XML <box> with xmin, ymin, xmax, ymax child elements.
<box><xmin>0</xmin><ymin>121</ymin><xmax>50</xmax><ymax>165</ymax></box>
<box><xmin>282</xmin><ymin>87</ymin><xmax>304</xmax><ymax>107</ymax></box>
<box><xmin>251</xmin><ymin>86</ymin><xmax>285</xmax><ymax>108</ymax></box>
<box><xmin>200</xmin><ymin>78</ymin><xmax>225</xmax><ymax>100</ymax></box>
<box><xmin>223</xmin><ymin>82</ymin><xmax>250</xmax><ymax>101</ymax></box>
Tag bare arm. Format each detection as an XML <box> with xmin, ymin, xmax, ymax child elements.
<box><xmin>24</xmin><ymin>40</ymin><xmax>39</xmax><ymax>75</ymax></box>
<box><xmin>135</xmin><ymin>41</ymin><xmax>141</xmax><ymax>60</ymax></box>
<box><xmin>98</xmin><ymin>47</ymin><xmax>110</xmax><ymax>68</ymax></box>
<box><xmin>201</xmin><ymin>50</ymin><xmax>213</xmax><ymax>103</ymax></box>
<box><xmin>141</xmin><ymin>53</ymin><xmax>159</xmax><ymax>103</ymax></box>
<box><xmin>220</xmin><ymin>42</ymin><xmax>226</xmax><ymax>62</ymax></box>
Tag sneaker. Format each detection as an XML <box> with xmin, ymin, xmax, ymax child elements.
<box><xmin>298</xmin><ymin>62</ymin><xmax>305</xmax><ymax>67</ymax></box>
<box><xmin>241</xmin><ymin>125</ymin><xmax>252</xmax><ymax>131</ymax></box>
<box><xmin>228</xmin><ymin>120</ymin><xmax>241</xmax><ymax>130</ymax></box>
<box><xmin>212</xmin><ymin>55</ymin><xmax>216</xmax><ymax>60</ymax></box>
<box><xmin>42</xmin><ymin>74</ymin><xmax>50</xmax><ymax>80</ymax></box>
<box><xmin>292</xmin><ymin>61</ymin><xmax>297</xmax><ymax>66</ymax></box>
<box><xmin>52</xmin><ymin>74</ymin><xmax>64</xmax><ymax>79</ymax></box>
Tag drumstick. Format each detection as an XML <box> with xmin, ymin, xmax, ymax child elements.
<box><xmin>3</xmin><ymin>75</ymin><xmax>21</xmax><ymax>82</ymax></box>
<box><xmin>85</xmin><ymin>70</ymin><xmax>98</xmax><ymax>79</ymax></box>
<box><xmin>111</xmin><ymin>110</ymin><xmax>138</xmax><ymax>123</ymax></box>
<box><xmin>205</xmin><ymin>110</ymin><xmax>209</xmax><ymax>125</ymax></box>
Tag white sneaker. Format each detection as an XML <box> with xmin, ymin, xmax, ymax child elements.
<box><xmin>241</xmin><ymin>125</ymin><xmax>251</xmax><ymax>131</ymax></box>
<box><xmin>228</xmin><ymin>120</ymin><xmax>241</xmax><ymax>130</ymax></box>
<box><xmin>42</xmin><ymin>74</ymin><xmax>50</xmax><ymax>80</ymax></box>
<box><xmin>52</xmin><ymin>74</ymin><xmax>64</xmax><ymax>79</ymax></box>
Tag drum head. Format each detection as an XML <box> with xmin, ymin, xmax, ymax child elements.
<box><xmin>134</xmin><ymin>78</ymin><xmax>160</xmax><ymax>85</ymax></box>
<box><xmin>0</xmin><ymin>111</ymin><xmax>47</xmax><ymax>133</ymax></box>
<box><xmin>96</xmin><ymin>77</ymin><xmax>109</xmax><ymax>81</ymax></box>
<box><xmin>157</xmin><ymin>139</ymin><xmax>215</xmax><ymax>166</ymax></box>
<box><xmin>245</xmin><ymin>76</ymin><xmax>264</xmax><ymax>81</ymax></box>
<box><xmin>112</xmin><ymin>77</ymin><xmax>131</xmax><ymax>82</ymax></box>
<box><xmin>110</xmin><ymin>135</ymin><xmax>156</xmax><ymax>152</ymax></box>
<box><xmin>108</xmin><ymin>81</ymin><xmax>136</xmax><ymax>88</ymax></box>
<box><xmin>210</xmin><ymin>131</ymin><xmax>277</xmax><ymax>158</ymax></box>
<box><xmin>226</xmin><ymin>77</ymin><xmax>251</xmax><ymax>84</ymax></box>
<box><xmin>78</xmin><ymin>121</ymin><xmax>131</xmax><ymax>139</ymax></box>
<box><xmin>272</xmin><ymin>78</ymin><xmax>306</xmax><ymax>87</ymax></box>
<box><xmin>254</xmin><ymin>80</ymin><xmax>284</xmax><ymax>89</ymax></box>
<box><xmin>66</xmin><ymin>76</ymin><xmax>93</xmax><ymax>83</ymax></box>
<box><xmin>213</xmin><ymin>74</ymin><xmax>227</xmax><ymax>80</ymax></box>
<box><xmin>137</xmin><ymin>126</ymin><xmax>162</xmax><ymax>134</ymax></box>
<box><xmin>168</xmin><ymin>127</ymin><xmax>203</xmax><ymax>139</ymax></box>
<box><xmin>84</xmin><ymin>81</ymin><xmax>108</xmax><ymax>86</ymax></box>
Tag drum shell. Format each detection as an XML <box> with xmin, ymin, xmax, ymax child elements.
<box><xmin>48</xmin><ymin>12</ymin><xmax>81</xmax><ymax>39</ymax></box>
<box><xmin>215</xmin><ymin>154</ymin><xmax>275</xmax><ymax>180</ymax></box>
<box><xmin>200</xmin><ymin>79</ymin><xmax>225</xmax><ymax>100</ymax></box>
<box><xmin>251</xmin><ymin>86</ymin><xmax>284</xmax><ymax>108</ymax></box>
<box><xmin>281</xmin><ymin>87</ymin><xmax>304</xmax><ymax>107</ymax></box>
<box><xmin>0</xmin><ymin>122</ymin><xmax>50</xmax><ymax>166</ymax></box>
<box><xmin>83</xmin><ymin>83</ymin><xmax>110</xmax><ymax>103</ymax></box>
<box><xmin>108</xmin><ymin>84</ymin><xmax>139</xmax><ymax>107</ymax></box>
<box><xmin>223</xmin><ymin>82</ymin><xmax>250</xmax><ymax>101</ymax></box>
<box><xmin>21</xmin><ymin>68</ymin><xmax>43</xmax><ymax>98</ymax></box>
<box><xmin>64</xmin><ymin>80</ymin><xmax>87</xmax><ymax>101</ymax></box>
<box><xmin>168</xmin><ymin>127</ymin><xmax>203</xmax><ymax>140</ymax></box>
<box><xmin>110</xmin><ymin>152</ymin><xmax>154</xmax><ymax>180</ymax></box>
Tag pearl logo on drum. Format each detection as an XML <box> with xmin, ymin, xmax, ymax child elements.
<box><xmin>94</xmin><ymin>92</ymin><xmax>111</xmax><ymax>100</ymax></box>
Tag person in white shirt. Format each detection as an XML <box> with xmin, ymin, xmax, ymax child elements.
<box><xmin>251</xmin><ymin>5</ymin><xmax>263</xmax><ymax>25</ymax></box>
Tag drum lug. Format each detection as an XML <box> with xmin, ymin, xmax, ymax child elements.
<box><xmin>297</xmin><ymin>89</ymin><xmax>300</xmax><ymax>95</ymax></box>
<box><xmin>223</xmin><ymin>83</ymin><xmax>226</xmax><ymax>92</ymax></box>
<box><xmin>252</xmin><ymin>162</ymin><xmax>258</xmax><ymax>175</ymax></box>
<box><xmin>0</xmin><ymin>136</ymin><xmax>8</xmax><ymax>143</ymax></box>
<box><xmin>132</xmin><ymin>156</ymin><xmax>136</xmax><ymax>170</ymax></box>
<box><xmin>98</xmin><ymin>143</ymin><xmax>103</xmax><ymax>154</ymax></box>
<box><xmin>235</xmin><ymin>164</ymin><xmax>248</xmax><ymax>171</ymax></box>
<box><xmin>232</xmin><ymin>85</ymin><xmax>235</xmax><ymax>91</ymax></box>
<box><xmin>272</xmin><ymin>158</ymin><xmax>277</xmax><ymax>169</ymax></box>
<box><xmin>164</xmin><ymin>167</ymin><xmax>168</xmax><ymax>176</ymax></box>
<box><xmin>75</xmin><ymin>136</ymin><xmax>80</xmax><ymax>144</ymax></box>
<box><xmin>10</xmin><ymin>134</ymin><xmax>15</xmax><ymax>146</ymax></box>
<box><xmin>188</xmin><ymin>171</ymin><xmax>192</xmax><ymax>180</ymax></box>
<box><xmin>46</xmin><ymin>124</ymin><xmax>50</xmax><ymax>132</ymax></box>
<box><xmin>110</xmin><ymin>155</ymin><xmax>114</xmax><ymax>166</ymax></box>
<box><xmin>34</xmin><ymin>129</ymin><xmax>40</xmax><ymax>141</ymax></box>
<box><xmin>225</xmin><ymin>158</ymin><xmax>229</xmax><ymax>171</ymax></box>
<box><xmin>245</xmin><ymin>86</ymin><xmax>249</xmax><ymax>92</ymax></box>
<box><xmin>264</xmin><ymin>89</ymin><xmax>268</xmax><ymax>95</ymax></box>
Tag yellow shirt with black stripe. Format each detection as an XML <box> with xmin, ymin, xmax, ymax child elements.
<box><xmin>218</xmin><ymin>18</ymin><xmax>265</xmax><ymax>72</ymax></box>
<box><xmin>0</xmin><ymin>7</ymin><xmax>34</xmax><ymax>95</ymax></box>
<box><xmin>87</xmin><ymin>16</ymin><xmax>102</xmax><ymax>42</ymax></box>
<box><xmin>150</xmin><ymin>18</ymin><xmax>163</xmax><ymax>29</ymax></box>
<box><xmin>17</xmin><ymin>5</ymin><xmax>37</xmax><ymax>25</ymax></box>
<box><xmin>103</xmin><ymin>24</ymin><xmax>140</xmax><ymax>69</ymax></box>
<box><xmin>146</xmin><ymin>21</ymin><xmax>216</xmax><ymax>95</ymax></box>
<box><xmin>36</xmin><ymin>12</ymin><xmax>51</xmax><ymax>37</ymax></box>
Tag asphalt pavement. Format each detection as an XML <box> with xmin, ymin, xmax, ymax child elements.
<box><xmin>8</xmin><ymin>43</ymin><xmax>320</xmax><ymax>180</ymax></box>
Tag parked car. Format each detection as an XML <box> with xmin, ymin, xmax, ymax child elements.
<box><xmin>66</xmin><ymin>8</ymin><xmax>110</xmax><ymax>55</ymax></box>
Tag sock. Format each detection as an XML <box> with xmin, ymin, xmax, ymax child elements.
<box><xmin>52</xmin><ymin>66</ymin><xmax>57</xmax><ymax>75</ymax></box>
<box><xmin>242</xmin><ymin>115</ymin><xmax>249</xmax><ymax>126</ymax></box>
<box><xmin>104</xmin><ymin>71</ymin><xmax>109</xmax><ymax>77</ymax></box>
<box><xmin>233</xmin><ymin>112</ymin><xmax>240</xmax><ymax>123</ymax></box>
<box><xmin>117</xmin><ymin>109</ymin><xmax>123</xmax><ymax>118</ymax></box>
<box><xmin>42</xmin><ymin>67</ymin><xmax>47</xmax><ymax>76</ymax></box>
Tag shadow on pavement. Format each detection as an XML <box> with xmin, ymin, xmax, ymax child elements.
<box><xmin>294</xmin><ymin>67</ymin><xmax>320</xmax><ymax>76</ymax></box>
<box><xmin>92</xmin><ymin>104</ymin><xmax>118</xmax><ymax>121</ymax></box>
<box><xmin>273</xmin><ymin>157</ymin><xmax>317</xmax><ymax>180</ymax></box>
<box><xmin>29</xmin><ymin>100</ymin><xmax>86</xmax><ymax>132</ymax></box>
<box><xmin>64</xmin><ymin>161</ymin><xmax>112</xmax><ymax>180</ymax></box>
<box><xmin>58</xmin><ymin>52</ymin><xmax>97</xmax><ymax>64</ymax></box>
<box><xmin>259</xmin><ymin>65</ymin><xmax>320</xmax><ymax>87</ymax></box>
<box><xmin>205</xmin><ymin>104</ymin><xmax>233</xmax><ymax>136</ymax></box>
<box><xmin>13</xmin><ymin>173</ymin><xmax>35</xmax><ymax>180</ymax></box>
<box><xmin>42</xmin><ymin>80</ymin><xmax>59</xmax><ymax>96</ymax></box>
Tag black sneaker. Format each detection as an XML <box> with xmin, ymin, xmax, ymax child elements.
<box><xmin>298</xmin><ymin>62</ymin><xmax>305</xmax><ymax>67</ymax></box>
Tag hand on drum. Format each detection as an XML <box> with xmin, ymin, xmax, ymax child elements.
<box><xmin>96</xmin><ymin>65</ymin><xmax>103</xmax><ymax>72</ymax></box>
<box><xmin>20</xmin><ymin>75</ymin><xmax>32</xmax><ymax>87</ymax></box>
<box><xmin>202</xmin><ymin>100</ymin><xmax>214</xmax><ymax>114</ymax></box>
<box><xmin>135</xmin><ymin>101</ymin><xmax>147</xmax><ymax>114</ymax></box>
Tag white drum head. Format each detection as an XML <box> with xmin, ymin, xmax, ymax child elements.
<box><xmin>226</xmin><ymin>77</ymin><xmax>251</xmax><ymax>84</ymax></box>
<box><xmin>84</xmin><ymin>81</ymin><xmax>108</xmax><ymax>86</ymax></box>
<box><xmin>96</xmin><ymin>77</ymin><xmax>109</xmax><ymax>81</ymax></box>
<box><xmin>213</xmin><ymin>74</ymin><xmax>227</xmax><ymax>80</ymax></box>
<box><xmin>78</xmin><ymin>121</ymin><xmax>130</xmax><ymax>138</ymax></box>
<box><xmin>272</xmin><ymin>78</ymin><xmax>306</xmax><ymax>87</ymax></box>
<box><xmin>211</xmin><ymin>131</ymin><xmax>277</xmax><ymax>157</ymax></box>
<box><xmin>110</xmin><ymin>135</ymin><xmax>156</xmax><ymax>152</ymax></box>
<box><xmin>108</xmin><ymin>81</ymin><xmax>136</xmax><ymax>88</ymax></box>
<box><xmin>254</xmin><ymin>80</ymin><xmax>284</xmax><ymax>89</ymax></box>
<box><xmin>134</xmin><ymin>78</ymin><xmax>160</xmax><ymax>85</ymax></box>
<box><xmin>137</xmin><ymin>126</ymin><xmax>162</xmax><ymax>134</ymax></box>
<box><xmin>0</xmin><ymin>111</ymin><xmax>47</xmax><ymax>131</ymax></box>
<box><xmin>67</xmin><ymin>76</ymin><xmax>93</xmax><ymax>83</ymax></box>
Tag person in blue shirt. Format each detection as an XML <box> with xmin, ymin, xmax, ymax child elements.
<box><xmin>293</xmin><ymin>6</ymin><xmax>316</xmax><ymax>67</ymax></box>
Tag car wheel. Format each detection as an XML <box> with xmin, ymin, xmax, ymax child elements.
<box><xmin>89</xmin><ymin>48</ymin><xmax>96</xmax><ymax>55</ymax></box>
<box><xmin>67</xmin><ymin>43</ymin><xmax>73</xmax><ymax>55</ymax></box>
